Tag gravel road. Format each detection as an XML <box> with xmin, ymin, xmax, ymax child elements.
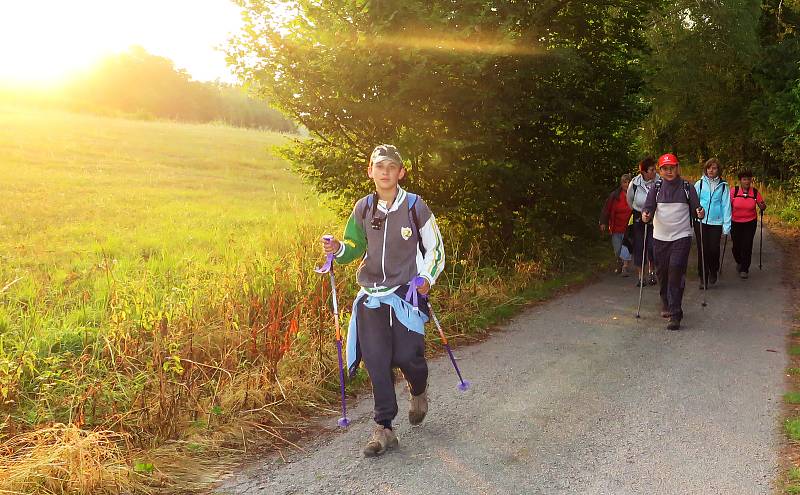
<box><xmin>216</xmin><ymin>231</ymin><xmax>788</xmax><ymax>495</ymax></box>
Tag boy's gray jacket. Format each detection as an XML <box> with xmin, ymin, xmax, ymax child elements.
<box><xmin>335</xmin><ymin>187</ymin><xmax>445</xmax><ymax>296</ymax></box>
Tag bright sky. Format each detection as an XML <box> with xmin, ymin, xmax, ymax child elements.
<box><xmin>0</xmin><ymin>0</ymin><xmax>246</xmax><ymax>84</ymax></box>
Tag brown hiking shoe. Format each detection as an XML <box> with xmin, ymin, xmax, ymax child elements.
<box><xmin>363</xmin><ymin>425</ymin><xmax>398</xmax><ymax>457</ymax></box>
<box><xmin>408</xmin><ymin>389</ymin><xmax>428</xmax><ymax>426</ymax></box>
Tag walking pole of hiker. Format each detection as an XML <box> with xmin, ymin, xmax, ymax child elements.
<box><xmin>315</xmin><ymin>236</ymin><xmax>350</xmax><ymax>428</ymax></box>
<box><xmin>697</xmin><ymin>215</ymin><xmax>708</xmax><ymax>308</ymax></box>
<box><xmin>720</xmin><ymin>234</ymin><xmax>728</xmax><ymax>279</ymax></box>
<box><xmin>417</xmin><ymin>278</ymin><xmax>471</xmax><ymax>391</ymax></box>
<box><xmin>636</xmin><ymin>222</ymin><xmax>648</xmax><ymax>318</ymax></box>
<box><xmin>759</xmin><ymin>208</ymin><xmax>764</xmax><ymax>270</ymax></box>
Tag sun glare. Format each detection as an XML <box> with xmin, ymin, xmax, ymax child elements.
<box><xmin>0</xmin><ymin>1</ymin><xmax>247</xmax><ymax>85</ymax></box>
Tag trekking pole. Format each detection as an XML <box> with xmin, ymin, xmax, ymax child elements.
<box><xmin>759</xmin><ymin>209</ymin><xmax>764</xmax><ymax>270</ymax></box>
<box><xmin>415</xmin><ymin>278</ymin><xmax>470</xmax><ymax>391</ymax></box>
<box><xmin>719</xmin><ymin>234</ymin><xmax>728</xmax><ymax>279</ymax></box>
<box><xmin>697</xmin><ymin>218</ymin><xmax>708</xmax><ymax>307</ymax></box>
<box><xmin>315</xmin><ymin>236</ymin><xmax>350</xmax><ymax>428</ymax></box>
<box><xmin>636</xmin><ymin>222</ymin><xmax>648</xmax><ymax>318</ymax></box>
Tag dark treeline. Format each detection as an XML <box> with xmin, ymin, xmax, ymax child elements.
<box><xmin>644</xmin><ymin>0</ymin><xmax>799</xmax><ymax>181</ymax></box>
<box><xmin>228</xmin><ymin>0</ymin><xmax>799</xmax><ymax>258</ymax></box>
<box><xmin>3</xmin><ymin>46</ymin><xmax>297</xmax><ymax>133</ymax></box>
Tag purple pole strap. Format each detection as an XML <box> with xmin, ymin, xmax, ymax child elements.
<box><xmin>404</xmin><ymin>276</ymin><xmax>426</xmax><ymax>309</ymax></box>
<box><xmin>315</xmin><ymin>253</ymin><xmax>334</xmax><ymax>274</ymax></box>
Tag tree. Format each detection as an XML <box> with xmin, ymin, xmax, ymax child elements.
<box><xmin>65</xmin><ymin>46</ymin><xmax>297</xmax><ymax>131</ymax></box>
<box><xmin>640</xmin><ymin>0</ymin><xmax>800</xmax><ymax>177</ymax></box>
<box><xmin>229</xmin><ymin>0</ymin><xmax>651</xmax><ymax>257</ymax></box>
<box><xmin>641</xmin><ymin>0</ymin><xmax>762</xmax><ymax>165</ymax></box>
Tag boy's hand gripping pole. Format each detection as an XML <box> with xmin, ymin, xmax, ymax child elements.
<box><xmin>415</xmin><ymin>277</ymin><xmax>471</xmax><ymax>392</ymax></box>
<box><xmin>315</xmin><ymin>236</ymin><xmax>350</xmax><ymax>428</ymax></box>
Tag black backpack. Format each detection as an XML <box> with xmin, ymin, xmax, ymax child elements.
<box><xmin>733</xmin><ymin>186</ymin><xmax>758</xmax><ymax>200</ymax></box>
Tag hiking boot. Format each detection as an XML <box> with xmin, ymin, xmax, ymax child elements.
<box><xmin>667</xmin><ymin>318</ymin><xmax>681</xmax><ymax>331</ymax></box>
<box><xmin>740</xmin><ymin>271</ymin><xmax>749</xmax><ymax>279</ymax></box>
<box><xmin>614</xmin><ymin>260</ymin><xmax>623</xmax><ymax>274</ymax></box>
<box><xmin>708</xmin><ymin>272</ymin><xmax>718</xmax><ymax>285</ymax></box>
<box><xmin>648</xmin><ymin>274</ymin><xmax>658</xmax><ymax>286</ymax></box>
<box><xmin>621</xmin><ymin>261</ymin><xmax>631</xmax><ymax>277</ymax></box>
<box><xmin>363</xmin><ymin>425</ymin><xmax>398</xmax><ymax>457</ymax></box>
<box><xmin>408</xmin><ymin>389</ymin><xmax>428</xmax><ymax>426</ymax></box>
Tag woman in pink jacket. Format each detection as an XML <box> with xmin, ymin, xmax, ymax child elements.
<box><xmin>730</xmin><ymin>170</ymin><xmax>767</xmax><ymax>279</ymax></box>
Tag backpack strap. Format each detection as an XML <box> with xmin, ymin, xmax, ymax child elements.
<box><xmin>733</xmin><ymin>186</ymin><xmax>758</xmax><ymax>200</ymax></box>
<box><xmin>361</xmin><ymin>193</ymin><xmax>377</xmax><ymax>220</ymax></box>
<box><xmin>406</xmin><ymin>193</ymin><xmax>426</xmax><ymax>257</ymax></box>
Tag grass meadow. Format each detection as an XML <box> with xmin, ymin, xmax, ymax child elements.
<box><xmin>0</xmin><ymin>106</ymin><xmax>607</xmax><ymax>494</ymax></box>
<box><xmin>0</xmin><ymin>106</ymin><xmax>351</xmax><ymax>492</ymax></box>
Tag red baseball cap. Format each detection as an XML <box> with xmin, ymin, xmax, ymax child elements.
<box><xmin>658</xmin><ymin>153</ymin><xmax>679</xmax><ymax>167</ymax></box>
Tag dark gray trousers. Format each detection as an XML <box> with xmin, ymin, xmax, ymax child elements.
<box><xmin>731</xmin><ymin>220</ymin><xmax>757</xmax><ymax>272</ymax></box>
<box><xmin>653</xmin><ymin>236</ymin><xmax>692</xmax><ymax>320</ymax></box>
<box><xmin>356</xmin><ymin>299</ymin><xmax>428</xmax><ymax>424</ymax></box>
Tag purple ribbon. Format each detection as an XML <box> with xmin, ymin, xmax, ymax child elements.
<box><xmin>315</xmin><ymin>235</ymin><xmax>335</xmax><ymax>274</ymax></box>
<box><xmin>405</xmin><ymin>276</ymin><xmax>427</xmax><ymax>309</ymax></box>
<box><xmin>315</xmin><ymin>253</ymin><xmax>334</xmax><ymax>274</ymax></box>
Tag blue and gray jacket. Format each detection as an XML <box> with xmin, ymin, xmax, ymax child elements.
<box><xmin>694</xmin><ymin>176</ymin><xmax>732</xmax><ymax>235</ymax></box>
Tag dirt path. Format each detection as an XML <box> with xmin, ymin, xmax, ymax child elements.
<box><xmin>216</xmin><ymin>231</ymin><xmax>788</xmax><ymax>495</ymax></box>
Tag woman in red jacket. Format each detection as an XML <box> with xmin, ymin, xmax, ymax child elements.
<box><xmin>730</xmin><ymin>170</ymin><xmax>767</xmax><ymax>279</ymax></box>
<box><xmin>600</xmin><ymin>174</ymin><xmax>633</xmax><ymax>276</ymax></box>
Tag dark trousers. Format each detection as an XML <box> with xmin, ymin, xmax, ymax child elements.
<box><xmin>632</xmin><ymin>218</ymin><xmax>655</xmax><ymax>268</ymax></box>
<box><xmin>693</xmin><ymin>223</ymin><xmax>722</xmax><ymax>278</ymax></box>
<box><xmin>653</xmin><ymin>236</ymin><xmax>692</xmax><ymax>320</ymax></box>
<box><xmin>357</xmin><ymin>299</ymin><xmax>428</xmax><ymax>424</ymax></box>
<box><xmin>731</xmin><ymin>220</ymin><xmax>757</xmax><ymax>273</ymax></box>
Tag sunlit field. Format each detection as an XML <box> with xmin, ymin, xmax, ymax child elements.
<box><xmin>0</xmin><ymin>106</ymin><xmax>347</xmax><ymax>491</ymax></box>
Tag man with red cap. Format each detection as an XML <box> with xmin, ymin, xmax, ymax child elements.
<box><xmin>641</xmin><ymin>153</ymin><xmax>705</xmax><ymax>330</ymax></box>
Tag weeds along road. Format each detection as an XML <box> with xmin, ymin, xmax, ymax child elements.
<box><xmin>217</xmin><ymin>231</ymin><xmax>787</xmax><ymax>495</ymax></box>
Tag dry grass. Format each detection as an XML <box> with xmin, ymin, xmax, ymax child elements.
<box><xmin>0</xmin><ymin>424</ymin><xmax>133</xmax><ymax>494</ymax></box>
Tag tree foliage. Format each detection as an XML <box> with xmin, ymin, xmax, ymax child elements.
<box><xmin>65</xmin><ymin>46</ymin><xmax>297</xmax><ymax>131</ymax></box>
<box><xmin>641</xmin><ymin>0</ymin><xmax>800</xmax><ymax>177</ymax></box>
<box><xmin>229</xmin><ymin>0</ymin><xmax>651</xmax><ymax>257</ymax></box>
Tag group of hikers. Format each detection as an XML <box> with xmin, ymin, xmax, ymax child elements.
<box><xmin>316</xmin><ymin>145</ymin><xmax>767</xmax><ymax>458</ymax></box>
<box><xmin>600</xmin><ymin>153</ymin><xmax>767</xmax><ymax>330</ymax></box>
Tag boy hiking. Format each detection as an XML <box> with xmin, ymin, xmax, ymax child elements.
<box><xmin>320</xmin><ymin>144</ymin><xmax>445</xmax><ymax>457</ymax></box>
<box><xmin>641</xmin><ymin>153</ymin><xmax>704</xmax><ymax>331</ymax></box>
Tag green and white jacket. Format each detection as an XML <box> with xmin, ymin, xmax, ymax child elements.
<box><xmin>335</xmin><ymin>187</ymin><xmax>445</xmax><ymax>296</ymax></box>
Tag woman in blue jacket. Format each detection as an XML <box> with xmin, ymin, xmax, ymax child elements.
<box><xmin>694</xmin><ymin>158</ymin><xmax>732</xmax><ymax>289</ymax></box>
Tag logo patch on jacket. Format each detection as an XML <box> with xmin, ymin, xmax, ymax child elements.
<box><xmin>401</xmin><ymin>227</ymin><xmax>412</xmax><ymax>240</ymax></box>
